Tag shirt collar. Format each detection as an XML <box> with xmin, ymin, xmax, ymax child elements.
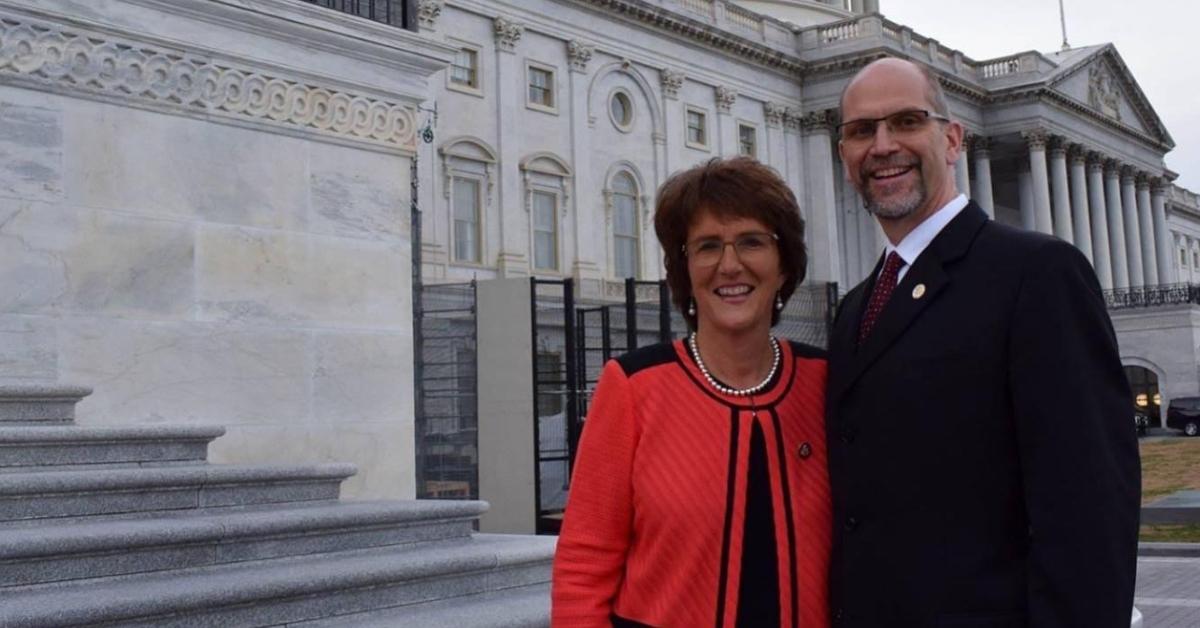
<box><xmin>885</xmin><ymin>194</ymin><xmax>969</xmax><ymax>268</ymax></box>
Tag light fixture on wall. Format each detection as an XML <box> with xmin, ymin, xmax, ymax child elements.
<box><xmin>419</xmin><ymin>102</ymin><xmax>438</xmax><ymax>144</ymax></box>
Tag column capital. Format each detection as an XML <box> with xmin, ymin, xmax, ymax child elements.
<box><xmin>1135</xmin><ymin>172</ymin><xmax>1151</xmax><ymax>190</ymax></box>
<box><xmin>969</xmin><ymin>134</ymin><xmax>991</xmax><ymax>157</ymax></box>
<box><xmin>660</xmin><ymin>68</ymin><xmax>685</xmax><ymax>100</ymax></box>
<box><xmin>1151</xmin><ymin>177</ymin><xmax>1169</xmax><ymax>196</ymax></box>
<box><xmin>1086</xmin><ymin>151</ymin><xmax>1106</xmax><ymax>172</ymax></box>
<box><xmin>1120</xmin><ymin>164</ymin><xmax>1137</xmax><ymax>182</ymax></box>
<box><xmin>1021</xmin><ymin>128</ymin><xmax>1050</xmax><ymax>149</ymax></box>
<box><xmin>566</xmin><ymin>40</ymin><xmax>594</xmax><ymax>73</ymax></box>
<box><xmin>493</xmin><ymin>16</ymin><xmax>525</xmax><ymax>52</ymax></box>
<box><xmin>764</xmin><ymin>102</ymin><xmax>786</xmax><ymax>128</ymax></box>
<box><xmin>784</xmin><ymin>107</ymin><xmax>804</xmax><ymax>132</ymax></box>
<box><xmin>1103</xmin><ymin>157</ymin><xmax>1123</xmax><ymax>175</ymax></box>
<box><xmin>715</xmin><ymin>86</ymin><xmax>738</xmax><ymax>114</ymax></box>
<box><xmin>416</xmin><ymin>0</ymin><xmax>443</xmax><ymax>30</ymax></box>
<box><xmin>1047</xmin><ymin>135</ymin><xmax>1069</xmax><ymax>157</ymax></box>
<box><xmin>1067</xmin><ymin>143</ymin><xmax>1089</xmax><ymax>164</ymax></box>
<box><xmin>799</xmin><ymin>109</ymin><xmax>837</xmax><ymax>134</ymax></box>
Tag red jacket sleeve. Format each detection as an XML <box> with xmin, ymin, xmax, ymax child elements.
<box><xmin>551</xmin><ymin>359</ymin><xmax>638</xmax><ymax>627</ymax></box>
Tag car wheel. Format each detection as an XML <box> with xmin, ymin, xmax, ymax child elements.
<box><xmin>1187</xmin><ymin>422</ymin><xmax>1200</xmax><ymax>437</ymax></box>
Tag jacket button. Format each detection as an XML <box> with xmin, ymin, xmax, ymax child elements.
<box><xmin>834</xmin><ymin>608</ymin><xmax>844</xmax><ymax>622</ymax></box>
<box><xmin>845</xmin><ymin>516</ymin><xmax>859</xmax><ymax>531</ymax></box>
<box><xmin>840</xmin><ymin>427</ymin><xmax>856</xmax><ymax>444</ymax></box>
<box><xmin>798</xmin><ymin>442</ymin><xmax>812</xmax><ymax>459</ymax></box>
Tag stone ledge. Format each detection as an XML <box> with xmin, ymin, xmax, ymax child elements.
<box><xmin>0</xmin><ymin>384</ymin><xmax>92</xmax><ymax>424</ymax></box>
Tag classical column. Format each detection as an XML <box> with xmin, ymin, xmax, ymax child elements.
<box><xmin>1086</xmin><ymin>153</ymin><xmax>1113</xmax><ymax>289</ymax></box>
<box><xmin>954</xmin><ymin>136</ymin><xmax>970</xmax><ymax>199</ymax></box>
<box><xmin>715</xmin><ymin>86</ymin><xmax>738</xmax><ymax>156</ymax></box>
<box><xmin>493</xmin><ymin>16</ymin><xmax>528</xmax><ymax>275</ymax></box>
<box><xmin>1067</xmin><ymin>145</ymin><xmax>1093</xmax><ymax>263</ymax></box>
<box><xmin>1017</xmin><ymin>158</ymin><xmax>1035</xmax><ymax>231</ymax></box>
<box><xmin>1135</xmin><ymin>175</ymin><xmax>1158</xmax><ymax>286</ymax></box>
<box><xmin>1023</xmin><ymin>130</ymin><xmax>1053</xmax><ymax>234</ymax></box>
<box><xmin>970</xmin><ymin>136</ymin><xmax>994</xmax><ymax>218</ymax></box>
<box><xmin>1152</xmin><ymin>180</ymin><xmax>1175</xmax><ymax>284</ymax></box>
<box><xmin>1104</xmin><ymin>159</ymin><xmax>1130</xmax><ymax>289</ymax></box>
<box><xmin>1048</xmin><ymin>138</ymin><xmax>1073</xmax><ymax>243</ymax></box>
<box><xmin>800</xmin><ymin>109</ymin><xmax>842</xmax><ymax>284</ymax></box>
<box><xmin>1120</xmin><ymin>166</ymin><xmax>1144</xmax><ymax>287</ymax></box>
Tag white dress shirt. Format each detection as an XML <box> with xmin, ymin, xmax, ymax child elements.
<box><xmin>880</xmin><ymin>194</ymin><xmax>969</xmax><ymax>283</ymax></box>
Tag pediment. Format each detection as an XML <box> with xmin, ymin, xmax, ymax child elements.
<box><xmin>1049</xmin><ymin>46</ymin><xmax>1174</xmax><ymax>148</ymax></box>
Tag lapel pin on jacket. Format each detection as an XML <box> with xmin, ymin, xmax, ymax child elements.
<box><xmin>912</xmin><ymin>284</ymin><xmax>926</xmax><ymax>299</ymax></box>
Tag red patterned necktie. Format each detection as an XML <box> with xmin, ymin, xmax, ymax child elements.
<box><xmin>858</xmin><ymin>252</ymin><xmax>904</xmax><ymax>346</ymax></box>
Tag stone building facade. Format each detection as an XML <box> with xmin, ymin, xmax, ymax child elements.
<box><xmin>415</xmin><ymin>0</ymin><xmax>1200</xmax><ymax>426</ymax></box>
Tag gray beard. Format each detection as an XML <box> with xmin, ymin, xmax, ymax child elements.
<box><xmin>861</xmin><ymin>173</ymin><xmax>927</xmax><ymax>220</ymax></box>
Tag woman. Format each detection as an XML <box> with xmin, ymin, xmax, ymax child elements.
<box><xmin>552</xmin><ymin>156</ymin><xmax>830</xmax><ymax>627</ymax></box>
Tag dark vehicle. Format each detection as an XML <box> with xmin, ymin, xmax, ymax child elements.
<box><xmin>1167</xmin><ymin>397</ymin><xmax>1200</xmax><ymax>437</ymax></box>
<box><xmin>1135</xmin><ymin>411</ymin><xmax>1150</xmax><ymax>437</ymax></box>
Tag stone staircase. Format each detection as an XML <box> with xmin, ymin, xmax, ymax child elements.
<box><xmin>0</xmin><ymin>385</ymin><xmax>554</xmax><ymax>627</ymax></box>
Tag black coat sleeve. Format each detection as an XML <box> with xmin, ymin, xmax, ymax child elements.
<box><xmin>1007</xmin><ymin>239</ymin><xmax>1140</xmax><ymax>628</ymax></box>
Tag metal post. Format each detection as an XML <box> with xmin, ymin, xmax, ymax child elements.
<box><xmin>601</xmin><ymin>307</ymin><xmax>612</xmax><ymax>362</ymax></box>
<box><xmin>410</xmin><ymin>152</ymin><xmax>425</xmax><ymax>497</ymax></box>
<box><xmin>564</xmin><ymin>279</ymin><xmax>581</xmax><ymax>475</ymax></box>
<box><xmin>658</xmin><ymin>280</ymin><xmax>672</xmax><ymax>343</ymax></box>
<box><xmin>624</xmin><ymin>277</ymin><xmax>638</xmax><ymax>352</ymax></box>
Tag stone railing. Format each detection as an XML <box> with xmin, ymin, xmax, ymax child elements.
<box><xmin>725</xmin><ymin>2</ymin><xmax>763</xmax><ymax>35</ymax></box>
<box><xmin>1170</xmin><ymin>185</ymin><xmax>1200</xmax><ymax>211</ymax></box>
<box><xmin>1104</xmin><ymin>283</ymin><xmax>1200</xmax><ymax>310</ymax></box>
<box><xmin>677</xmin><ymin>0</ymin><xmax>715</xmax><ymax>18</ymax></box>
<box><xmin>979</xmin><ymin>55</ymin><xmax>1022</xmax><ymax>79</ymax></box>
<box><xmin>818</xmin><ymin>20</ymin><xmax>859</xmax><ymax>44</ymax></box>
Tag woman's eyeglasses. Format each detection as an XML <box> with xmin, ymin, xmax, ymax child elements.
<box><xmin>684</xmin><ymin>232</ymin><xmax>779</xmax><ymax>268</ymax></box>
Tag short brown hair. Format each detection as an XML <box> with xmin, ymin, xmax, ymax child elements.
<box><xmin>654</xmin><ymin>156</ymin><xmax>807</xmax><ymax>330</ymax></box>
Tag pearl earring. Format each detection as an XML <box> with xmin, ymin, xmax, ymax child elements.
<box><xmin>775</xmin><ymin>293</ymin><xmax>784</xmax><ymax>311</ymax></box>
<box><xmin>687</xmin><ymin>298</ymin><xmax>696</xmax><ymax>317</ymax></box>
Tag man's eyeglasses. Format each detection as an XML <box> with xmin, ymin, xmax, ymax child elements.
<box><xmin>837</xmin><ymin>109</ymin><xmax>950</xmax><ymax>143</ymax></box>
<box><xmin>684</xmin><ymin>232</ymin><xmax>779</xmax><ymax>268</ymax></box>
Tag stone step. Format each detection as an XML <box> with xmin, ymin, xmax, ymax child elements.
<box><xmin>292</xmin><ymin>581</ymin><xmax>551</xmax><ymax>627</ymax></box>
<box><xmin>0</xmin><ymin>385</ymin><xmax>91</xmax><ymax>425</ymax></box>
<box><xmin>0</xmin><ymin>533</ymin><xmax>556</xmax><ymax>627</ymax></box>
<box><xmin>0</xmin><ymin>425</ymin><xmax>225</xmax><ymax>471</ymax></box>
<box><xmin>0</xmin><ymin>463</ymin><xmax>356</xmax><ymax>522</ymax></box>
<box><xmin>0</xmin><ymin>499</ymin><xmax>487</xmax><ymax>587</ymax></box>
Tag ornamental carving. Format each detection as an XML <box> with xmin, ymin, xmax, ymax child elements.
<box><xmin>660</xmin><ymin>68</ymin><xmax>684</xmax><ymax>100</ymax></box>
<box><xmin>0</xmin><ymin>16</ymin><xmax>416</xmax><ymax>150</ymax></box>
<box><xmin>784</xmin><ymin>106</ymin><xmax>803</xmax><ymax>131</ymax></box>
<box><xmin>1047</xmin><ymin>135</ymin><xmax>1068</xmax><ymax>157</ymax></box>
<box><xmin>416</xmin><ymin>0</ymin><xmax>443</xmax><ymax>30</ymax></box>
<box><xmin>764</xmin><ymin>102</ymin><xmax>786</xmax><ymax>128</ymax></box>
<box><xmin>969</xmin><ymin>134</ymin><xmax>990</xmax><ymax>156</ymax></box>
<box><xmin>715</xmin><ymin>86</ymin><xmax>737</xmax><ymax>114</ymax></box>
<box><xmin>567</xmin><ymin>40</ymin><xmax>594</xmax><ymax>73</ymax></box>
<box><xmin>1088</xmin><ymin>65</ymin><xmax>1122</xmax><ymax>121</ymax></box>
<box><xmin>1021</xmin><ymin>129</ymin><xmax>1049</xmax><ymax>150</ymax></box>
<box><xmin>799</xmin><ymin>109</ymin><xmax>836</xmax><ymax>134</ymax></box>
<box><xmin>493</xmin><ymin>17</ymin><xmax>525</xmax><ymax>52</ymax></box>
<box><xmin>1067</xmin><ymin>143</ymin><xmax>1088</xmax><ymax>163</ymax></box>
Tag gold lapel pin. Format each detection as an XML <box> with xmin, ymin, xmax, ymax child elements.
<box><xmin>912</xmin><ymin>283</ymin><xmax>926</xmax><ymax>299</ymax></box>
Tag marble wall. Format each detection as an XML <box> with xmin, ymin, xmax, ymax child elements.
<box><xmin>0</xmin><ymin>0</ymin><xmax>454</xmax><ymax>499</ymax></box>
<box><xmin>1112</xmin><ymin>306</ymin><xmax>1200</xmax><ymax>426</ymax></box>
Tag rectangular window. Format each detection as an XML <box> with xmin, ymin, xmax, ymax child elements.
<box><xmin>532</xmin><ymin>190</ymin><xmax>558</xmax><ymax>270</ymax></box>
<box><xmin>527</xmin><ymin>65</ymin><xmax>555</xmax><ymax>111</ymax></box>
<box><xmin>450</xmin><ymin>48</ymin><xmax>478</xmax><ymax>89</ymax></box>
<box><xmin>452</xmin><ymin>178</ymin><xmax>481</xmax><ymax>263</ymax></box>
<box><xmin>686</xmin><ymin>108</ymin><xmax>707</xmax><ymax>148</ymax></box>
<box><xmin>738</xmin><ymin>123</ymin><xmax>757</xmax><ymax>157</ymax></box>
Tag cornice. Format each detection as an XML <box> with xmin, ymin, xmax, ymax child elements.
<box><xmin>569</xmin><ymin>0</ymin><xmax>806</xmax><ymax>73</ymax></box>
<box><xmin>0</xmin><ymin>7</ymin><xmax>421</xmax><ymax>154</ymax></box>
<box><xmin>988</xmin><ymin>87</ymin><xmax>1172</xmax><ymax>153</ymax></box>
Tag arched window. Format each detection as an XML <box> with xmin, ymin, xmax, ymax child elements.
<box><xmin>611</xmin><ymin>171</ymin><xmax>640</xmax><ymax>279</ymax></box>
<box><xmin>439</xmin><ymin>137</ymin><xmax>497</xmax><ymax>265</ymax></box>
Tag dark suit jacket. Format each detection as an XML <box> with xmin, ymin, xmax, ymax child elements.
<box><xmin>825</xmin><ymin>202</ymin><xmax>1140</xmax><ymax>628</ymax></box>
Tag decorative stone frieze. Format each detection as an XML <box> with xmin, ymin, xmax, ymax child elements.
<box><xmin>1021</xmin><ymin>129</ymin><xmax>1049</xmax><ymax>150</ymax></box>
<box><xmin>660</xmin><ymin>69</ymin><xmax>685</xmax><ymax>100</ymax></box>
<box><xmin>493</xmin><ymin>17</ymin><xmax>525</xmax><ymax>52</ymax></box>
<box><xmin>567</xmin><ymin>40</ymin><xmax>594</xmax><ymax>73</ymax></box>
<box><xmin>799</xmin><ymin>109</ymin><xmax>837</xmax><ymax>134</ymax></box>
<box><xmin>416</xmin><ymin>0</ymin><xmax>443</xmax><ymax>30</ymax></box>
<box><xmin>0</xmin><ymin>14</ymin><xmax>417</xmax><ymax>151</ymax></box>
<box><xmin>715</xmin><ymin>86</ymin><xmax>738</xmax><ymax>114</ymax></box>
<box><xmin>764</xmin><ymin>102</ymin><xmax>786</xmax><ymax>128</ymax></box>
<box><xmin>1088</xmin><ymin>64</ymin><xmax>1122</xmax><ymax>121</ymax></box>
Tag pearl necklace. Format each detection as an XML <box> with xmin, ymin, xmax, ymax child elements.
<box><xmin>688</xmin><ymin>332</ymin><xmax>781</xmax><ymax>397</ymax></box>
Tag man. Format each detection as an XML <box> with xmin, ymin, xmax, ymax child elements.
<box><xmin>825</xmin><ymin>57</ymin><xmax>1140</xmax><ymax>627</ymax></box>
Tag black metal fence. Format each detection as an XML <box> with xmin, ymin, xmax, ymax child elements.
<box><xmin>299</xmin><ymin>0</ymin><xmax>417</xmax><ymax>30</ymax></box>
<box><xmin>1104</xmin><ymin>283</ymin><xmax>1200</xmax><ymax>310</ymax></box>
<box><xmin>414</xmin><ymin>281</ymin><xmax>478</xmax><ymax>500</ymax></box>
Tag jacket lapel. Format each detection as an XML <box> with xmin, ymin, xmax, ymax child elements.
<box><xmin>829</xmin><ymin>203</ymin><xmax>989</xmax><ymax>404</ymax></box>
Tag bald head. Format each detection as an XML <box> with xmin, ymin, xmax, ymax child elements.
<box><xmin>840</xmin><ymin>58</ymin><xmax>950</xmax><ymax>121</ymax></box>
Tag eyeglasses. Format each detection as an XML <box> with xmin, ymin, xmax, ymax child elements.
<box><xmin>837</xmin><ymin>109</ymin><xmax>950</xmax><ymax>143</ymax></box>
<box><xmin>684</xmin><ymin>232</ymin><xmax>779</xmax><ymax>268</ymax></box>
